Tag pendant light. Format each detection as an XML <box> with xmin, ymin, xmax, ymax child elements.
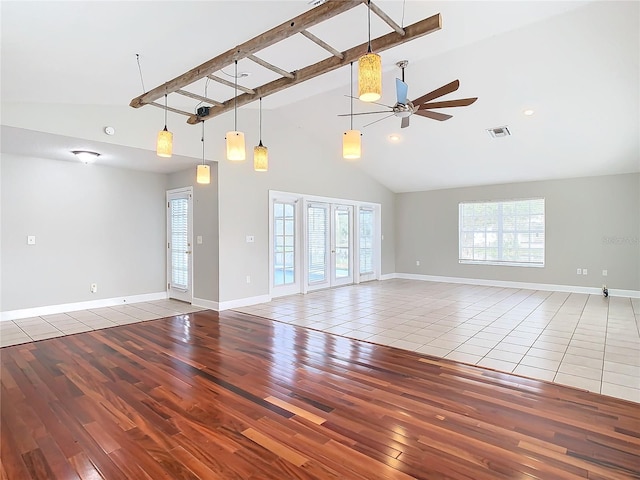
<box><xmin>156</xmin><ymin>93</ymin><xmax>173</xmax><ymax>157</ymax></box>
<box><xmin>254</xmin><ymin>97</ymin><xmax>268</xmax><ymax>172</ymax></box>
<box><xmin>343</xmin><ymin>62</ymin><xmax>362</xmax><ymax>159</ymax></box>
<box><xmin>197</xmin><ymin>121</ymin><xmax>211</xmax><ymax>184</ymax></box>
<box><xmin>358</xmin><ymin>0</ymin><xmax>382</xmax><ymax>102</ymax></box>
<box><xmin>226</xmin><ymin>60</ymin><xmax>246</xmax><ymax>161</ymax></box>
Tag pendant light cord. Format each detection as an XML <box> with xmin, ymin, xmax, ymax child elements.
<box><xmin>234</xmin><ymin>60</ymin><xmax>238</xmax><ymax>131</ymax></box>
<box><xmin>259</xmin><ymin>97</ymin><xmax>263</xmax><ymax>146</ymax></box>
<box><xmin>367</xmin><ymin>0</ymin><xmax>372</xmax><ymax>53</ymax></box>
<box><xmin>201</xmin><ymin>121</ymin><xmax>205</xmax><ymax>165</ymax></box>
<box><xmin>136</xmin><ymin>54</ymin><xmax>146</xmax><ymax>93</ymax></box>
<box><xmin>164</xmin><ymin>93</ymin><xmax>168</xmax><ymax>129</ymax></box>
<box><xmin>350</xmin><ymin>62</ymin><xmax>354</xmax><ymax>130</ymax></box>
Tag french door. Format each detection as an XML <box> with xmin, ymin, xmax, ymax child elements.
<box><xmin>166</xmin><ymin>188</ymin><xmax>193</xmax><ymax>303</ymax></box>
<box><xmin>269</xmin><ymin>191</ymin><xmax>380</xmax><ymax>298</ymax></box>
<box><xmin>306</xmin><ymin>203</ymin><xmax>354</xmax><ymax>291</ymax></box>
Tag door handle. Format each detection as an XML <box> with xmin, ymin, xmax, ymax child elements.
<box><xmin>185</xmin><ymin>251</ymin><xmax>192</xmax><ymax>254</ymax></box>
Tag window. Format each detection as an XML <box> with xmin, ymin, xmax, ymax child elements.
<box><xmin>273</xmin><ymin>202</ymin><xmax>296</xmax><ymax>286</ymax></box>
<box><xmin>359</xmin><ymin>208</ymin><xmax>374</xmax><ymax>275</ymax></box>
<box><xmin>459</xmin><ymin>198</ymin><xmax>545</xmax><ymax>267</ymax></box>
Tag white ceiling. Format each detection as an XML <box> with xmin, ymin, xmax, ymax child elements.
<box><xmin>1</xmin><ymin>1</ymin><xmax>638</xmax><ymax>192</ymax></box>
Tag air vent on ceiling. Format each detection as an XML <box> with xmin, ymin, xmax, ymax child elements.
<box><xmin>487</xmin><ymin>126</ymin><xmax>511</xmax><ymax>138</ymax></box>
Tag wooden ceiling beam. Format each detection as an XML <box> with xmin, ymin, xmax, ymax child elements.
<box><xmin>187</xmin><ymin>13</ymin><xmax>442</xmax><ymax>124</ymax></box>
<box><xmin>149</xmin><ymin>102</ymin><xmax>193</xmax><ymax>117</ymax></box>
<box><xmin>207</xmin><ymin>75</ymin><xmax>256</xmax><ymax>95</ymax></box>
<box><xmin>129</xmin><ymin>0</ymin><xmax>362</xmax><ymax>108</ymax></box>
<box><xmin>368</xmin><ymin>2</ymin><xmax>405</xmax><ymax>36</ymax></box>
<box><xmin>247</xmin><ymin>54</ymin><xmax>295</xmax><ymax>79</ymax></box>
<box><xmin>176</xmin><ymin>89</ymin><xmax>224</xmax><ymax>107</ymax></box>
<box><xmin>300</xmin><ymin>30</ymin><xmax>344</xmax><ymax>59</ymax></box>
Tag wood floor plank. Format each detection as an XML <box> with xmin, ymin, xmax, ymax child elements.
<box><xmin>1</xmin><ymin>309</ymin><xmax>639</xmax><ymax>479</ymax></box>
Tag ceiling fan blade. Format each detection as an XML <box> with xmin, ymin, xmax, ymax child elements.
<box><xmin>396</xmin><ymin>78</ymin><xmax>408</xmax><ymax>104</ymax></box>
<box><xmin>337</xmin><ymin>110</ymin><xmax>391</xmax><ymax>117</ymax></box>
<box><xmin>363</xmin><ymin>113</ymin><xmax>395</xmax><ymax>128</ymax></box>
<box><xmin>343</xmin><ymin>95</ymin><xmax>392</xmax><ymax>108</ymax></box>
<box><xmin>414</xmin><ymin>110</ymin><xmax>453</xmax><ymax>121</ymax></box>
<box><xmin>412</xmin><ymin>80</ymin><xmax>460</xmax><ymax>106</ymax></box>
<box><xmin>418</xmin><ymin>98</ymin><xmax>478</xmax><ymax>110</ymax></box>
<box><xmin>401</xmin><ymin>116</ymin><xmax>410</xmax><ymax>129</ymax></box>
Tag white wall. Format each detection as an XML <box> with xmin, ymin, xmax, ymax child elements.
<box><xmin>0</xmin><ymin>153</ymin><xmax>168</xmax><ymax>311</ymax></box>
<box><xmin>395</xmin><ymin>173</ymin><xmax>640</xmax><ymax>292</ymax></box>
<box><xmin>217</xmin><ymin>109</ymin><xmax>396</xmax><ymax>303</ymax></box>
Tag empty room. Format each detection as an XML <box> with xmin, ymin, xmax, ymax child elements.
<box><xmin>1</xmin><ymin>1</ymin><xmax>639</xmax><ymax>479</ymax></box>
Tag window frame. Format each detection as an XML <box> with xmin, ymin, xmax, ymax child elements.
<box><xmin>458</xmin><ymin>197</ymin><xmax>545</xmax><ymax>268</ymax></box>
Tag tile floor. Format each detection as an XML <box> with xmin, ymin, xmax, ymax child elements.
<box><xmin>1</xmin><ymin>280</ymin><xmax>638</xmax><ymax>403</ymax></box>
<box><xmin>235</xmin><ymin>279</ymin><xmax>640</xmax><ymax>403</ymax></box>
<box><xmin>0</xmin><ymin>299</ymin><xmax>204</xmax><ymax>348</ymax></box>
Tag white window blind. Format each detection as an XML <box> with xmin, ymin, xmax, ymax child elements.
<box><xmin>459</xmin><ymin>198</ymin><xmax>545</xmax><ymax>267</ymax></box>
<box><xmin>273</xmin><ymin>202</ymin><xmax>296</xmax><ymax>286</ymax></box>
<box><xmin>307</xmin><ymin>204</ymin><xmax>328</xmax><ymax>284</ymax></box>
<box><xmin>359</xmin><ymin>208</ymin><xmax>374</xmax><ymax>275</ymax></box>
<box><xmin>170</xmin><ymin>198</ymin><xmax>189</xmax><ymax>289</ymax></box>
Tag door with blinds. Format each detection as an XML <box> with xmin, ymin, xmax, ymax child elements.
<box><xmin>306</xmin><ymin>203</ymin><xmax>354</xmax><ymax>291</ymax></box>
<box><xmin>166</xmin><ymin>188</ymin><xmax>193</xmax><ymax>303</ymax></box>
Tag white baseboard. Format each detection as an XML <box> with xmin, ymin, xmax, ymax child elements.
<box><xmin>379</xmin><ymin>273</ymin><xmax>397</xmax><ymax>281</ymax></box>
<box><xmin>192</xmin><ymin>297</ymin><xmax>219</xmax><ymax>311</ymax></box>
<box><xmin>390</xmin><ymin>273</ymin><xmax>640</xmax><ymax>298</ymax></box>
<box><xmin>1</xmin><ymin>291</ymin><xmax>168</xmax><ymax>322</ymax></box>
<box><xmin>218</xmin><ymin>294</ymin><xmax>271</xmax><ymax>311</ymax></box>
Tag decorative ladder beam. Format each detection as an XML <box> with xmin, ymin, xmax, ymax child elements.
<box><xmin>129</xmin><ymin>0</ymin><xmax>362</xmax><ymax>108</ymax></box>
<box><xmin>368</xmin><ymin>2</ymin><xmax>405</xmax><ymax>36</ymax></box>
<box><xmin>187</xmin><ymin>13</ymin><xmax>442</xmax><ymax>124</ymax></box>
<box><xmin>300</xmin><ymin>30</ymin><xmax>344</xmax><ymax>59</ymax></box>
<box><xmin>207</xmin><ymin>75</ymin><xmax>256</xmax><ymax>95</ymax></box>
<box><xmin>149</xmin><ymin>102</ymin><xmax>193</xmax><ymax>117</ymax></box>
<box><xmin>176</xmin><ymin>89</ymin><xmax>224</xmax><ymax>107</ymax></box>
<box><xmin>247</xmin><ymin>54</ymin><xmax>295</xmax><ymax>79</ymax></box>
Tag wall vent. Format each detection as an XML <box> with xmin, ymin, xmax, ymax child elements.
<box><xmin>487</xmin><ymin>126</ymin><xmax>511</xmax><ymax>138</ymax></box>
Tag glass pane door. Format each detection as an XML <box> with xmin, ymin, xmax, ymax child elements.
<box><xmin>271</xmin><ymin>198</ymin><xmax>301</xmax><ymax>297</ymax></box>
<box><xmin>307</xmin><ymin>203</ymin><xmax>329</xmax><ymax>288</ymax></box>
<box><xmin>167</xmin><ymin>188</ymin><xmax>193</xmax><ymax>303</ymax></box>
<box><xmin>332</xmin><ymin>205</ymin><xmax>353</xmax><ymax>286</ymax></box>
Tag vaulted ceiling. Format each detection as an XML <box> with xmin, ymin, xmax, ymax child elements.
<box><xmin>1</xmin><ymin>1</ymin><xmax>638</xmax><ymax>192</ymax></box>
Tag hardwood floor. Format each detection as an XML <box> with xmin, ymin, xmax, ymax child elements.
<box><xmin>1</xmin><ymin>310</ymin><xmax>639</xmax><ymax>479</ymax></box>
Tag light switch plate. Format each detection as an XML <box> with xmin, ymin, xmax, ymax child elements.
<box><xmin>197</xmin><ymin>235</ymin><xmax>203</xmax><ymax>244</ymax></box>
<box><xmin>246</xmin><ymin>235</ymin><xmax>254</xmax><ymax>243</ymax></box>
<box><xmin>27</xmin><ymin>235</ymin><xmax>36</xmax><ymax>245</ymax></box>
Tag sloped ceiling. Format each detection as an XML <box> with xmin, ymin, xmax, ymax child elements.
<box><xmin>1</xmin><ymin>1</ymin><xmax>638</xmax><ymax>192</ymax></box>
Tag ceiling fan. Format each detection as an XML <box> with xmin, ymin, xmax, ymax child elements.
<box><xmin>339</xmin><ymin>60</ymin><xmax>478</xmax><ymax>128</ymax></box>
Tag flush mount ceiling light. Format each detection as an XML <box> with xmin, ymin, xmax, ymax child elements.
<box><xmin>343</xmin><ymin>62</ymin><xmax>362</xmax><ymax>159</ymax></box>
<box><xmin>197</xmin><ymin>121</ymin><xmax>211</xmax><ymax>184</ymax></box>
<box><xmin>358</xmin><ymin>0</ymin><xmax>382</xmax><ymax>102</ymax></box>
<box><xmin>156</xmin><ymin>93</ymin><xmax>173</xmax><ymax>158</ymax></box>
<box><xmin>253</xmin><ymin>97</ymin><xmax>269</xmax><ymax>172</ymax></box>
<box><xmin>71</xmin><ymin>150</ymin><xmax>100</xmax><ymax>164</ymax></box>
<box><xmin>226</xmin><ymin>60</ymin><xmax>246</xmax><ymax>161</ymax></box>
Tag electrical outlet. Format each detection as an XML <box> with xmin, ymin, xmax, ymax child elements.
<box><xmin>246</xmin><ymin>235</ymin><xmax>254</xmax><ymax>243</ymax></box>
<box><xmin>602</xmin><ymin>270</ymin><xmax>608</xmax><ymax>276</ymax></box>
<box><xmin>90</xmin><ymin>283</ymin><xmax>98</xmax><ymax>293</ymax></box>
<box><xmin>27</xmin><ymin>235</ymin><xmax>36</xmax><ymax>245</ymax></box>
<box><xmin>416</xmin><ymin>260</ymin><xmax>420</xmax><ymax>266</ymax></box>
<box><xmin>582</xmin><ymin>269</ymin><xmax>588</xmax><ymax>275</ymax></box>
<box><xmin>576</xmin><ymin>268</ymin><xmax>582</xmax><ymax>275</ymax></box>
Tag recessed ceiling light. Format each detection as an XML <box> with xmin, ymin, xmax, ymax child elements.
<box><xmin>71</xmin><ymin>150</ymin><xmax>100</xmax><ymax>164</ymax></box>
<box><xmin>523</xmin><ymin>109</ymin><xmax>535</xmax><ymax>116</ymax></box>
<box><xmin>388</xmin><ymin>134</ymin><xmax>401</xmax><ymax>142</ymax></box>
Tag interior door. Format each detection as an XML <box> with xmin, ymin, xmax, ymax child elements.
<box><xmin>331</xmin><ymin>204</ymin><xmax>354</xmax><ymax>287</ymax></box>
<box><xmin>167</xmin><ymin>188</ymin><xmax>193</xmax><ymax>303</ymax></box>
